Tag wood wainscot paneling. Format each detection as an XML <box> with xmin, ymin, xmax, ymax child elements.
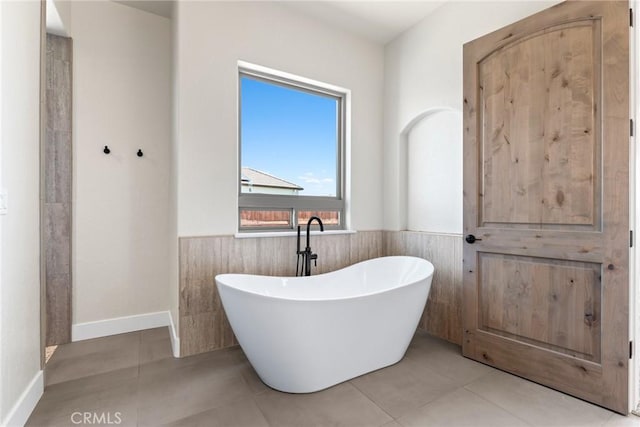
<box><xmin>45</xmin><ymin>34</ymin><xmax>73</xmax><ymax>346</ymax></box>
<box><xmin>179</xmin><ymin>231</ymin><xmax>384</xmax><ymax>356</ymax></box>
<box><xmin>384</xmin><ymin>231</ymin><xmax>463</xmax><ymax>345</ymax></box>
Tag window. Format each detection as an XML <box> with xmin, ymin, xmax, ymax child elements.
<box><xmin>238</xmin><ymin>64</ymin><xmax>347</xmax><ymax>232</ymax></box>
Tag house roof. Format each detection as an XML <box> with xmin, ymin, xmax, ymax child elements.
<box><xmin>241</xmin><ymin>167</ymin><xmax>303</xmax><ymax>191</ymax></box>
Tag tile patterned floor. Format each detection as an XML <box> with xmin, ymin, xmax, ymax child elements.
<box><xmin>27</xmin><ymin>328</ymin><xmax>640</xmax><ymax>426</ymax></box>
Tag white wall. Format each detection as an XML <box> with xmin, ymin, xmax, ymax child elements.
<box><xmin>71</xmin><ymin>1</ymin><xmax>172</xmax><ymax>325</ymax></box>
<box><xmin>407</xmin><ymin>110</ymin><xmax>462</xmax><ymax>233</ymax></box>
<box><xmin>169</xmin><ymin>1</ymin><xmax>179</xmax><ymax>346</ymax></box>
<box><xmin>0</xmin><ymin>0</ymin><xmax>43</xmax><ymax>423</ymax></box>
<box><xmin>174</xmin><ymin>1</ymin><xmax>385</xmax><ymax>236</ymax></box>
<box><xmin>383</xmin><ymin>1</ymin><xmax>561</xmax><ymax>231</ymax></box>
<box><xmin>46</xmin><ymin>0</ymin><xmax>70</xmax><ymax>37</ymax></box>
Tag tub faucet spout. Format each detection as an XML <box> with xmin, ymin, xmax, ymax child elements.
<box><xmin>297</xmin><ymin>216</ymin><xmax>324</xmax><ymax>276</ymax></box>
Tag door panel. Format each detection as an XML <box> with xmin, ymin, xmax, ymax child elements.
<box><xmin>463</xmin><ymin>1</ymin><xmax>629</xmax><ymax>413</ymax></box>
<box><xmin>480</xmin><ymin>21</ymin><xmax>600</xmax><ymax>228</ymax></box>
<box><xmin>479</xmin><ymin>254</ymin><xmax>601</xmax><ymax>362</ymax></box>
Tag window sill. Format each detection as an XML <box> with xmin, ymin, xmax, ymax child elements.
<box><xmin>234</xmin><ymin>229</ymin><xmax>357</xmax><ymax>239</ymax></box>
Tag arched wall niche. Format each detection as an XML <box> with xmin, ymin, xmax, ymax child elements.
<box><xmin>398</xmin><ymin>108</ymin><xmax>463</xmax><ymax>234</ymax></box>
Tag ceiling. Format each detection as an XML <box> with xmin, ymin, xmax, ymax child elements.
<box><xmin>113</xmin><ymin>1</ymin><xmax>444</xmax><ymax>44</ymax></box>
<box><xmin>283</xmin><ymin>1</ymin><xmax>444</xmax><ymax>44</ymax></box>
<box><xmin>114</xmin><ymin>1</ymin><xmax>174</xmax><ymax>18</ymax></box>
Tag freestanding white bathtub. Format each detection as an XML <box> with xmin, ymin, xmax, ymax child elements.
<box><xmin>215</xmin><ymin>256</ymin><xmax>434</xmax><ymax>393</ymax></box>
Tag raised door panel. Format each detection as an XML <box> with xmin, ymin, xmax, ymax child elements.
<box><xmin>479</xmin><ymin>254</ymin><xmax>601</xmax><ymax>362</ymax></box>
<box><xmin>480</xmin><ymin>21</ymin><xmax>600</xmax><ymax>229</ymax></box>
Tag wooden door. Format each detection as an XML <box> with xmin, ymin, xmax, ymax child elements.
<box><xmin>462</xmin><ymin>1</ymin><xmax>629</xmax><ymax>413</ymax></box>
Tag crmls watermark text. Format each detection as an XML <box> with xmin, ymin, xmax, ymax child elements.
<box><xmin>70</xmin><ymin>412</ymin><xmax>122</xmax><ymax>425</ymax></box>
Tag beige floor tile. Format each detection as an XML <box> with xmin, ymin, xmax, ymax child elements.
<box><xmin>405</xmin><ymin>333</ymin><xmax>494</xmax><ymax>385</ymax></box>
<box><xmin>605</xmin><ymin>414</ymin><xmax>640</xmax><ymax>426</ymax></box>
<box><xmin>138</xmin><ymin>357</ymin><xmax>253</xmax><ymax>425</ymax></box>
<box><xmin>162</xmin><ymin>398</ymin><xmax>269</xmax><ymax>427</ymax></box>
<box><xmin>27</xmin><ymin>368</ymin><xmax>139</xmax><ymax>427</ymax></box>
<box><xmin>32</xmin><ymin>328</ymin><xmax>631</xmax><ymax>427</ymax></box>
<box><xmin>465</xmin><ymin>370</ymin><xmax>613</xmax><ymax>426</ymax></box>
<box><xmin>397</xmin><ymin>387</ymin><xmax>529</xmax><ymax>427</ymax></box>
<box><xmin>139</xmin><ymin>345</ymin><xmax>240</xmax><ymax>378</ymax></box>
<box><xmin>139</xmin><ymin>327</ymin><xmax>173</xmax><ymax>364</ymax></box>
<box><xmin>47</xmin><ymin>331</ymin><xmax>140</xmax><ymax>360</ymax></box>
<box><xmin>27</xmin><ymin>411</ymin><xmax>137</xmax><ymax>427</ymax></box>
<box><xmin>44</xmin><ymin>365</ymin><xmax>139</xmax><ymax>395</ymax></box>
<box><xmin>407</xmin><ymin>330</ymin><xmax>451</xmax><ymax>353</ymax></box>
<box><xmin>46</xmin><ymin>332</ymin><xmax>140</xmax><ymax>386</ymax></box>
<box><xmin>140</xmin><ymin>326</ymin><xmax>170</xmax><ymax>341</ymax></box>
<box><xmin>254</xmin><ymin>382</ymin><xmax>393</xmax><ymax>427</ymax></box>
<box><xmin>28</xmin><ymin>408</ymin><xmax>137</xmax><ymax>427</ymax></box>
<box><xmin>225</xmin><ymin>347</ymin><xmax>270</xmax><ymax>395</ymax></box>
<box><xmin>350</xmin><ymin>356</ymin><xmax>459</xmax><ymax>418</ymax></box>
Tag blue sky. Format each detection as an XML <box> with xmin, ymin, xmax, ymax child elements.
<box><xmin>240</xmin><ymin>76</ymin><xmax>338</xmax><ymax>196</ymax></box>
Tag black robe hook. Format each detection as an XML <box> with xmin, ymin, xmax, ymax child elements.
<box><xmin>103</xmin><ymin>145</ymin><xmax>111</xmax><ymax>154</ymax></box>
<box><xmin>137</xmin><ymin>149</ymin><xmax>143</xmax><ymax>157</ymax></box>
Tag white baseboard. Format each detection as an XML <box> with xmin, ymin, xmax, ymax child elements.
<box><xmin>168</xmin><ymin>311</ymin><xmax>180</xmax><ymax>358</ymax></box>
<box><xmin>2</xmin><ymin>370</ymin><xmax>43</xmax><ymax>427</ymax></box>
<box><xmin>72</xmin><ymin>311</ymin><xmax>170</xmax><ymax>342</ymax></box>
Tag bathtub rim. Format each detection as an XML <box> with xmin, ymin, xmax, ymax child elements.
<box><xmin>215</xmin><ymin>255</ymin><xmax>434</xmax><ymax>303</ymax></box>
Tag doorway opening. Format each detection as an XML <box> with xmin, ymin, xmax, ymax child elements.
<box><xmin>42</xmin><ymin>1</ymin><xmax>73</xmax><ymax>367</ymax></box>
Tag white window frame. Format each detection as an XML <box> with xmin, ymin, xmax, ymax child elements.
<box><xmin>237</xmin><ymin>61</ymin><xmax>350</xmax><ymax>233</ymax></box>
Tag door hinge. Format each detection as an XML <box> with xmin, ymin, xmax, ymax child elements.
<box><xmin>631</xmin><ymin>8</ymin><xmax>634</xmax><ymax>27</ymax></box>
<box><xmin>631</xmin><ymin>230</ymin><xmax>634</xmax><ymax>247</ymax></box>
<box><xmin>632</xmin><ymin>119</ymin><xmax>635</xmax><ymax>137</ymax></box>
<box><xmin>631</xmin><ymin>341</ymin><xmax>633</xmax><ymax>359</ymax></box>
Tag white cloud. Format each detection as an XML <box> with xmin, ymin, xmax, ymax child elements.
<box><xmin>297</xmin><ymin>172</ymin><xmax>335</xmax><ymax>196</ymax></box>
<box><xmin>298</xmin><ymin>172</ymin><xmax>334</xmax><ymax>185</ymax></box>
